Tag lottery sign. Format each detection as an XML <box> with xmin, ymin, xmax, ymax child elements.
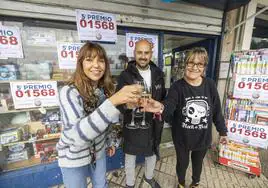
<box><xmin>57</xmin><ymin>42</ymin><xmax>83</xmax><ymax>69</ymax></box>
<box><xmin>233</xmin><ymin>74</ymin><xmax>268</xmax><ymax>101</ymax></box>
<box><xmin>227</xmin><ymin>120</ymin><xmax>268</xmax><ymax>149</ymax></box>
<box><xmin>126</xmin><ymin>33</ymin><xmax>159</xmax><ymax>60</ymax></box>
<box><xmin>76</xmin><ymin>9</ymin><xmax>117</xmax><ymax>42</ymax></box>
<box><xmin>0</xmin><ymin>25</ymin><xmax>24</xmax><ymax>58</ymax></box>
<box><xmin>10</xmin><ymin>81</ymin><xmax>58</xmax><ymax>109</ymax></box>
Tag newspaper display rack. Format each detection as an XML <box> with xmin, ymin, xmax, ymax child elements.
<box><xmin>219</xmin><ymin>49</ymin><xmax>268</xmax><ymax>178</ymax></box>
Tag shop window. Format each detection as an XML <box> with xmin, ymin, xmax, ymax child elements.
<box><xmin>0</xmin><ymin>19</ymin><xmax>126</xmax><ymax>171</ymax></box>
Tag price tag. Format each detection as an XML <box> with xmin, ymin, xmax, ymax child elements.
<box><xmin>126</xmin><ymin>33</ymin><xmax>158</xmax><ymax>60</ymax></box>
<box><xmin>0</xmin><ymin>26</ymin><xmax>24</xmax><ymax>58</ymax></box>
<box><xmin>57</xmin><ymin>42</ymin><xmax>83</xmax><ymax>69</ymax></box>
<box><xmin>227</xmin><ymin>120</ymin><xmax>268</xmax><ymax>149</ymax></box>
<box><xmin>233</xmin><ymin>74</ymin><xmax>268</xmax><ymax>101</ymax></box>
<box><xmin>76</xmin><ymin>9</ymin><xmax>117</xmax><ymax>42</ymax></box>
<box><xmin>10</xmin><ymin>81</ymin><xmax>58</xmax><ymax>109</ymax></box>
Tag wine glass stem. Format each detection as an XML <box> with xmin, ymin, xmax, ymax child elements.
<box><xmin>142</xmin><ymin>110</ymin><xmax>145</xmax><ymax>125</ymax></box>
<box><xmin>131</xmin><ymin>109</ymin><xmax>135</xmax><ymax>125</ymax></box>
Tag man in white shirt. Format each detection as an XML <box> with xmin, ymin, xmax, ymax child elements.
<box><xmin>116</xmin><ymin>39</ymin><xmax>166</xmax><ymax>188</ymax></box>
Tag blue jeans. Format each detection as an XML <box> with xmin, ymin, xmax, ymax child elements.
<box><xmin>61</xmin><ymin>155</ymin><xmax>108</xmax><ymax>188</ymax></box>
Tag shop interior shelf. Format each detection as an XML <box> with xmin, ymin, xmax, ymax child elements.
<box><xmin>0</xmin><ymin>106</ymin><xmax>59</xmax><ymax>114</ymax></box>
<box><xmin>3</xmin><ymin>134</ymin><xmax>60</xmax><ymax>147</ymax></box>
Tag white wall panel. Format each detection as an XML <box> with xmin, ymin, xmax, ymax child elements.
<box><xmin>0</xmin><ymin>0</ymin><xmax>223</xmax><ymax>35</ymax></box>
<box><xmin>94</xmin><ymin>0</ymin><xmax>223</xmax><ymax>18</ymax></box>
<box><xmin>257</xmin><ymin>0</ymin><xmax>268</xmax><ymax>6</ymax></box>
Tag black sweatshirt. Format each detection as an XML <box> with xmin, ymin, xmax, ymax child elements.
<box><xmin>163</xmin><ymin>78</ymin><xmax>227</xmax><ymax>150</ymax></box>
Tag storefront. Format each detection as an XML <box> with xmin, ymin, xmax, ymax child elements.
<box><xmin>0</xmin><ymin>0</ymin><xmax>251</xmax><ymax>187</ymax></box>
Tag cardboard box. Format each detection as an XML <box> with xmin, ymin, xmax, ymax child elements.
<box><xmin>6</xmin><ymin>148</ymin><xmax>30</xmax><ymax>163</ymax></box>
<box><xmin>33</xmin><ymin>141</ymin><xmax>57</xmax><ymax>158</ymax></box>
<box><xmin>0</xmin><ymin>129</ymin><xmax>22</xmax><ymax>145</ymax></box>
<box><xmin>0</xmin><ymin>64</ymin><xmax>18</xmax><ymax>81</ymax></box>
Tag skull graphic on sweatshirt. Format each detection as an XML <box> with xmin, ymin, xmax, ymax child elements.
<box><xmin>182</xmin><ymin>99</ymin><xmax>209</xmax><ymax>125</ymax></box>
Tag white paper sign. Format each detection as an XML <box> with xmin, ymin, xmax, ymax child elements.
<box><xmin>76</xmin><ymin>9</ymin><xmax>117</xmax><ymax>42</ymax></box>
<box><xmin>10</xmin><ymin>81</ymin><xmax>58</xmax><ymax>109</ymax></box>
<box><xmin>219</xmin><ymin>63</ymin><xmax>231</xmax><ymax>79</ymax></box>
<box><xmin>26</xmin><ymin>28</ymin><xmax>56</xmax><ymax>46</ymax></box>
<box><xmin>227</xmin><ymin>120</ymin><xmax>268</xmax><ymax>149</ymax></box>
<box><xmin>0</xmin><ymin>26</ymin><xmax>24</xmax><ymax>58</ymax></box>
<box><xmin>233</xmin><ymin>74</ymin><xmax>268</xmax><ymax>101</ymax></box>
<box><xmin>126</xmin><ymin>33</ymin><xmax>159</xmax><ymax>60</ymax></box>
<box><xmin>57</xmin><ymin>42</ymin><xmax>83</xmax><ymax>69</ymax></box>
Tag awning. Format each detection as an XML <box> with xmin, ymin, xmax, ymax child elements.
<box><xmin>161</xmin><ymin>0</ymin><xmax>251</xmax><ymax>11</ymax></box>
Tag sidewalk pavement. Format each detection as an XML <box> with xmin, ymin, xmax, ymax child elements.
<box><xmin>52</xmin><ymin>147</ymin><xmax>268</xmax><ymax>188</ymax></box>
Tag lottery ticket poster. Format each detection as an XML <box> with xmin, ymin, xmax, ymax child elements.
<box><xmin>233</xmin><ymin>74</ymin><xmax>268</xmax><ymax>101</ymax></box>
<box><xmin>57</xmin><ymin>42</ymin><xmax>83</xmax><ymax>69</ymax></box>
<box><xmin>227</xmin><ymin>120</ymin><xmax>268</xmax><ymax>149</ymax></box>
<box><xmin>10</xmin><ymin>81</ymin><xmax>58</xmax><ymax>109</ymax></box>
<box><xmin>126</xmin><ymin>33</ymin><xmax>158</xmax><ymax>61</ymax></box>
<box><xmin>0</xmin><ymin>25</ymin><xmax>24</xmax><ymax>58</ymax></box>
<box><xmin>76</xmin><ymin>9</ymin><xmax>117</xmax><ymax>42</ymax></box>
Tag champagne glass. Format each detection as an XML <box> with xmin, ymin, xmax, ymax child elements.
<box><xmin>132</xmin><ymin>80</ymin><xmax>144</xmax><ymax>129</ymax></box>
<box><xmin>126</xmin><ymin>80</ymin><xmax>143</xmax><ymax>108</ymax></box>
<box><xmin>125</xmin><ymin>80</ymin><xmax>142</xmax><ymax>129</ymax></box>
<box><xmin>139</xmin><ymin>81</ymin><xmax>151</xmax><ymax>129</ymax></box>
<box><xmin>125</xmin><ymin>109</ymin><xmax>139</xmax><ymax>129</ymax></box>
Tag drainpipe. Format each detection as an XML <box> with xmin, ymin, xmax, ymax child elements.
<box><xmin>215</xmin><ymin>0</ymin><xmax>229</xmax><ymax>84</ymax></box>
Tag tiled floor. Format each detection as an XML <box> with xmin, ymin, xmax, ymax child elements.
<box><xmin>52</xmin><ymin>147</ymin><xmax>268</xmax><ymax>188</ymax></box>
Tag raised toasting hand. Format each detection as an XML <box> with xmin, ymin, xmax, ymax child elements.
<box><xmin>140</xmin><ymin>98</ymin><xmax>164</xmax><ymax>114</ymax></box>
<box><xmin>109</xmin><ymin>84</ymin><xmax>143</xmax><ymax>106</ymax></box>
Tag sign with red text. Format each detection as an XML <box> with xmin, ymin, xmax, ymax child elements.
<box><xmin>227</xmin><ymin>120</ymin><xmax>268</xmax><ymax>149</ymax></box>
<box><xmin>233</xmin><ymin>74</ymin><xmax>268</xmax><ymax>101</ymax></box>
<box><xmin>126</xmin><ymin>33</ymin><xmax>158</xmax><ymax>60</ymax></box>
<box><xmin>76</xmin><ymin>9</ymin><xmax>117</xmax><ymax>42</ymax></box>
<box><xmin>10</xmin><ymin>81</ymin><xmax>58</xmax><ymax>109</ymax></box>
<box><xmin>57</xmin><ymin>42</ymin><xmax>83</xmax><ymax>69</ymax></box>
<box><xmin>0</xmin><ymin>26</ymin><xmax>23</xmax><ymax>58</ymax></box>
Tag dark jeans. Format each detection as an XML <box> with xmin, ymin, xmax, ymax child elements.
<box><xmin>174</xmin><ymin>146</ymin><xmax>207</xmax><ymax>185</ymax></box>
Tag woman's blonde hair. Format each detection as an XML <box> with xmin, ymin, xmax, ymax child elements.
<box><xmin>185</xmin><ymin>47</ymin><xmax>209</xmax><ymax>65</ymax></box>
<box><xmin>69</xmin><ymin>42</ymin><xmax>115</xmax><ymax>105</ymax></box>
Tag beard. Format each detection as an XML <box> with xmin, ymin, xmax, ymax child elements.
<box><xmin>136</xmin><ymin>59</ymin><xmax>150</xmax><ymax>70</ymax></box>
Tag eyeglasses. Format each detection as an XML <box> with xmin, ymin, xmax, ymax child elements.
<box><xmin>186</xmin><ymin>61</ymin><xmax>206</xmax><ymax>68</ymax></box>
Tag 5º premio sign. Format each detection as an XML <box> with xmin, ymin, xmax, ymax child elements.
<box><xmin>233</xmin><ymin>74</ymin><xmax>268</xmax><ymax>101</ymax></box>
<box><xmin>75</xmin><ymin>9</ymin><xmax>117</xmax><ymax>42</ymax></box>
<box><xmin>57</xmin><ymin>42</ymin><xmax>83</xmax><ymax>69</ymax></box>
<box><xmin>0</xmin><ymin>25</ymin><xmax>24</xmax><ymax>58</ymax></box>
<box><xmin>227</xmin><ymin>120</ymin><xmax>268</xmax><ymax>149</ymax></box>
<box><xmin>10</xmin><ymin>81</ymin><xmax>58</xmax><ymax>109</ymax></box>
<box><xmin>126</xmin><ymin>33</ymin><xmax>159</xmax><ymax>60</ymax></box>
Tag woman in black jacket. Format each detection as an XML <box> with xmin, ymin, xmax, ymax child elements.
<box><xmin>143</xmin><ymin>47</ymin><xmax>228</xmax><ymax>188</ymax></box>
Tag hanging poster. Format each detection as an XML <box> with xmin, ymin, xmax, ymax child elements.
<box><xmin>76</xmin><ymin>9</ymin><xmax>117</xmax><ymax>42</ymax></box>
<box><xmin>219</xmin><ymin>62</ymin><xmax>231</xmax><ymax>79</ymax></box>
<box><xmin>10</xmin><ymin>81</ymin><xmax>58</xmax><ymax>109</ymax></box>
<box><xmin>25</xmin><ymin>28</ymin><xmax>56</xmax><ymax>46</ymax></box>
<box><xmin>233</xmin><ymin>74</ymin><xmax>268</xmax><ymax>101</ymax></box>
<box><xmin>126</xmin><ymin>33</ymin><xmax>158</xmax><ymax>60</ymax></box>
<box><xmin>227</xmin><ymin>120</ymin><xmax>268</xmax><ymax>149</ymax></box>
<box><xmin>57</xmin><ymin>42</ymin><xmax>83</xmax><ymax>69</ymax></box>
<box><xmin>0</xmin><ymin>25</ymin><xmax>24</xmax><ymax>58</ymax></box>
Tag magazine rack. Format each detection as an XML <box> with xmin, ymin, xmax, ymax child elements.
<box><xmin>219</xmin><ymin>49</ymin><xmax>268</xmax><ymax>178</ymax></box>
